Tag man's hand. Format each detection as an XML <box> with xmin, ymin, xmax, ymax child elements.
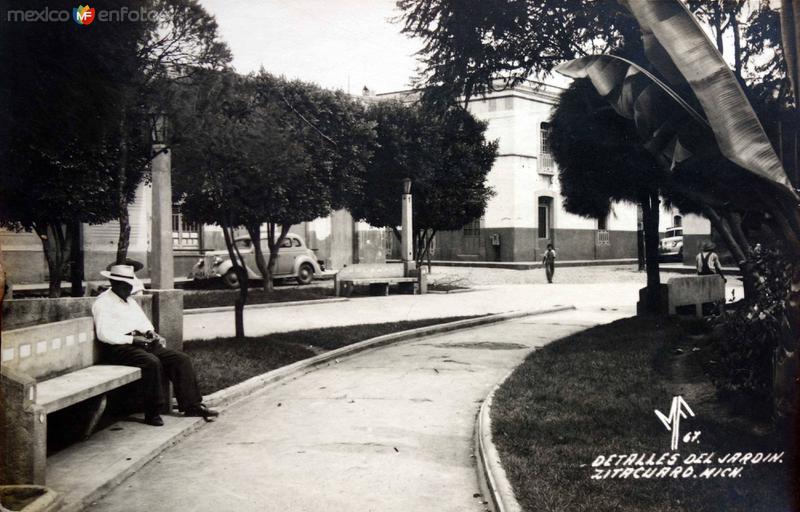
<box><xmin>131</xmin><ymin>335</ymin><xmax>151</xmax><ymax>349</ymax></box>
<box><xmin>146</xmin><ymin>331</ymin><xmax>167</xmax><ymax>349</ymax></box>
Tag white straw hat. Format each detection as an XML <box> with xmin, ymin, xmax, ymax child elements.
<box><xmin>100</xmin><ymin>264</ymin><xmax>138</xmax><ymax>285</ymax></box>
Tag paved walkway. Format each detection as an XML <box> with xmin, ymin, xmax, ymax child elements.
<box><xmin>93</xmin><ymin>306</ymin><xmax>627</xmax><ymax>512</ymax></box>
<box><xmin>185</xmin><ymin>279</ymin><xmax>743</xmax><ymax>340</ymax></box>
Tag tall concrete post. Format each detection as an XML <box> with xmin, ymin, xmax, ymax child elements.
<box><xmin>151</xmin><ymin>146</ymin><xmax>173</xmax><ymax>290</ymax></box>
<box><xmin>150</xmin><ymin>146</ymin><xmax>183</xmax><ymax>351</ymax></box>
<box><xmin>401</xmin><ymin>178</ymin><xmax>416</xmax><ymax>277</ymax></box>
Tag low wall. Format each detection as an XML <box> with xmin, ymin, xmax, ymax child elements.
<box><xmin>2</xmin><ymin>295</ymin><xmax>153</xmax><ymax>331</ymax></box>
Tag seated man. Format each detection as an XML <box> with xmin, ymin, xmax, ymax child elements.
<box><xmin>92</xmin><ymin>264</ymin><xmax>218</xmax><ymax>426</ymax></box>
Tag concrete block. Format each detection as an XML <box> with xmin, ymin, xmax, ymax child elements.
<box><xmin>666</xmin><ymin>275</ymin><xmax>725</xmax><ymax>317</ymax></box>
<box><xmin>148</xmin><ymin>290</ymin><xmax>184</xmax><ymax>351</ymax></box>
<box><xmin>1</xmin><ymin>368</ymin><xmax>46</xmax><ymax>485</ymax></box>
<box><xmin>2</xmin><ymin>296</ymin><xmax>152</xmax><ymax>331</ymax></box>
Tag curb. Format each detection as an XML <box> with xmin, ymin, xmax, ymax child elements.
<box><xmin>204</xmin><ymin>305</ymin><xmax>575</xmax><ymax>409</ymax></box>
<box><xmin>475</xmin><ymin>373</ymin><xmax>523</xmax><ymax>512</ymax></box>
<box><xmin>183</xmin><ymin>297</ymin><xmax>348</xmax><ymax>315</ymax></box>
<box><xmin>388</xmin><ymin>258</ymin><xmax>638</xmax><ymax>270</ymax></box>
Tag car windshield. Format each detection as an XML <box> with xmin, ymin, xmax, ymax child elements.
<box><xmin>666</xmin><ymin>229</ymin><xmax>681</xmax><ymax>238</ymax></box>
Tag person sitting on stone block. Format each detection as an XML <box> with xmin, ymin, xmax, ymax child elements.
<box><xmin>92</xmin><ymin>264</ymin><xmax>218</xmax><ymax>426</ymax></box>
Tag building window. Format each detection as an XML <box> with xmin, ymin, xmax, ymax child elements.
<box><xmin>673</xmin><ymin>214</ymin><xmax>683</xmax><ymax>228</ymax></box>
<box><xmin>172</xmin><ymin>212</ymin><xmax>200</xmax><ymax>250</ymax></box>
<box><xmin>539</xmin><ymin>122</ymin><xmax>554</xmax><ymax>174</ymax></box>
<box><xmin>463</xmin><ymin>219</ymin><xmax>481</xmax><ymax>237</ymax></box>
<box><xmin>598</xmin><ymin>215</ymin><xmax>608</xmax><ymax>231</ymax></box>
<box><xmin>487</xmin><ymin>99</ymin><xmax>498</xmax><ymax>112</ymax></box>
<box><xmin>538</xmin><ymin>197</ymin><xmax>552</xmax><ymax>239</ymax></box>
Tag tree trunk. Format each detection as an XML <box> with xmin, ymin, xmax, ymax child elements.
<box><xmin>723</xmin><ymin>210</ymin><xmax>755</xmax><ymax>298</ymax></box>
<box><xmin>731</xmin><ymin>12</ymin><xmax>742</xmax><ymax>79</ymax></box>
<box><xmin>712</xmin><ymin>3</ymin><xmax>724</xmax><ymax>55</ymax></box>
<box><xmin>222</xmin><ymin>222</ymin><xmax>247</xmax><ymax>338</ymax></box>
<box><xmin>116</xmin><ymin>108</ymin><xmax>131</xmax><ymax>264</ymax></box>
<box><xmin>641</xmin><ymin>193</ymin><xmax>662</xmax><ymax>314</ymax></box>
<box><xmin>247</xmin><ymin>224</ymin><xmax>271</xmax><ymax>292</ymax></box>
<box><xmin>37</xmin><ymin>223</ymin><xmax>67</xmax><ymax>298</ymax></box>
<box><xmin>265</xmin><ymin>224</ymin><xmax>290</xmax><ymax>294</ymax></box>
<box><xmin>68</xmin><ymin>220</ymin><xmax>84</xmax><ymax>297</ymax></box>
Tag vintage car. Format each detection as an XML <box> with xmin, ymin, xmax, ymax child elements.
<box><xmin>190</xmin><ymin>233</ymin><xmax>324</xmax><ymax>287</ymax></box>
<box><xmin>659</xmin><ymin>227</ymin><xmax>684</xmax><ymax>260</ymax></box>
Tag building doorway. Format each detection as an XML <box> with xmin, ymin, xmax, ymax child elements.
<box><xmin>537</xmin><ymin>197</ymin><xmax>553</xmax><ymax>254</ymax></box>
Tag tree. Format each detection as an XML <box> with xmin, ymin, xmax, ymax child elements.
<box><xmin>555</xmin><ymin>0</ymin><xmax>800</xmax><ymax>417</ymax></box>
<box><xmin>171</xmin><ymin>71</ymin><xmax>301</xmax><ymax>335</ymax></box>
<box><xmin>172</xmin><ymin>71</ymin><xmax>373</xmax><ymax>335</ymax></box>
<box><xmin>250</xmin><ymin>72</ymin><xmax>375</xmax><ymax>290</ymax></box>
<box><xmin>348</xmin><ymin>100</ymin><xmax>497</xmax><ymax>270</ymax></box>
<box><xmin>549</xmin><ymin>79</ymin><xmax>668</xmax><ymax>312</ymax></box>
<box><xmin>398</xmin><ymin>0</ymin><xmax>787</xmax><ymax>108</ymax></box>
<box><xmin>0</xmin><ymin>0</ymin><xmax>148</xmax><ymax>297</ymax></box>
<box><xmin>112</xmin><ymin>0</ymin><xmax>231</xmax><ymax>265</ymax></box>
<box><xmin>397</xmin><ymin>0</ymin><xmax>642</xmax><ymax>107</ymax></box>
<box><xmin>0</xmin><ymin>0</ymin><xmax>230</xmax><ymax>297</ymax></box>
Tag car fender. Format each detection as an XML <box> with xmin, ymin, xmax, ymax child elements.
<box><xmin>215</xmin><ymin>258</ymin><xmax>258</xmax><ymax>278</ymax></box>
<box><xmin>214</xmin><ymin>259</ymin><xmax>234</xmax><ymax>276</ymax></box>
<box><xmin>293</xmin><ymin>255</ymin><xmax>322</xmax><ymax>275</ymax></box>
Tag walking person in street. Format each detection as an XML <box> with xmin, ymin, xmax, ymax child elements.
<box><xmin>92</xmin><ymin>264</ymin><xmax>218</xmax><ymax>426</ymax></box>
<box><xmin>696</xmin><ymin>241</ymin><xmax>726</xmax><ymax>282</ymax></box>
<box><xmin>543</xmin><ymin>243</ymin><xmax>557</xmax><ymax>283</ymax></box>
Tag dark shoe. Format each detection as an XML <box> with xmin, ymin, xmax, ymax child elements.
<box><xmin>184</xmin><ymin>403</ymin><xmax>219</xmax><ymax>421</ymax></box>
<box><xmin>144</xmin><ymin>413</ymin><xmax>164</xmax><ymax>427</ymax></box>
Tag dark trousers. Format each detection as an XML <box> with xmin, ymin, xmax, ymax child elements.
<box><xmin>545</xmin><ymin>262</ymin><xmax>555</xmax><ymax>283</ymax></box>
<box><xmin>101</xmin><ymin>343</ymin><xmax>202</xmax><ymax>412</ymax></box>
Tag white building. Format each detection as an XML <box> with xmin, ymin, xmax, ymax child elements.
<box><xmin>378</xmin><ymin>80</ymin><xmax>707</xmax><ymax>263</ymax></box>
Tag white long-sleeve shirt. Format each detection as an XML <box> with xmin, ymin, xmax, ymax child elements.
<box><xmin>92</xmin><ymin>289</ymin><xmax>155</xmax><ymax>345</ymax></box>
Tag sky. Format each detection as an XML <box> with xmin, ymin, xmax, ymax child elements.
<box><xmin>199</xmin><ymin>0</ymin><xmax>423</xmax><ymax>95</ymax></box>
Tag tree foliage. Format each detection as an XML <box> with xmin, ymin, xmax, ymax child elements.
<box><xmin>396</xmin><ymin>0</ymin><xmax>642</xmax><ymax>105</ymax></box>
<box><xmin>0</xmin><ymin>0</ymin><xmax>149</xmax><ymax>296</ymax></box>
<box><xmin>397</xmin><ymin>0</ymin><xmax>789</xmax><ymax>108</ymax></box>
<box><xmin>0</xmin><ymin>0</ymin><xmax>230</xmax><ymax>296</ymax></box>
<box><xmin>171</xmin><ymin>70</ymin><xmax>374</xmax><ymax>333</ymax></box>
<box><xmin>348</xmin><ymin>100</ymin><xmax>497</xmax><ymax>265</ymax></box>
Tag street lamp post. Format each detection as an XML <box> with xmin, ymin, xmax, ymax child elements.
<box><xmin>401</xmin><ymin>177</ymin><xmax>415</xmax><ymax>277</ymax></box>
<box><xmin>149</xmin><ymin>111</ymin><xmax>173</xmax><ymax>289</ymax></box>
<box><xmin>148</xmin><ymin>111</ymin><xmax>183</xmax><ymax>354</ymax></box>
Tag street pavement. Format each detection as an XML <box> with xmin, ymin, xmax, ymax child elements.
<box><xmin>91</xmin><ymin>306</ymin><xmax>628</xmax><ymax>512</ymax></box>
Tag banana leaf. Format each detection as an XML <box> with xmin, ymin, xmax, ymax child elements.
<box><xmin>619</xmin><ymin>0</ymin><xmax>796</xmax><ymax>196</ymax></box>
<box><xmin>555</xmin><ymin>55</ymin><xmax>709</xmax><ymax>171</ymax></box>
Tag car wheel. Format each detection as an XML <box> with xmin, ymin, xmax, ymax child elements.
<box><xmin>677</xmin><ymin>247</ymin><xmax>684</xmax><ymax>261</ymax></box>
<box><xmin>296</xmin><ymin>263</ymin><xmax>314</xmax><ymax>285</ymax></box>
<box><xmin>222</xmin><ymin>269</ymin><xmax>240</xmax><ymax>288</ymax></box>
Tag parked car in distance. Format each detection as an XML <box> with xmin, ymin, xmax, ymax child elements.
<box><xmin>659</xmin><ymin>227</ymin><xmax>684</xmax><ymax>261</ymax></box>
<box><xmin>190</xmin><ymin>233</ymin><xmax>324</xmax><ymax>287</ymax></box>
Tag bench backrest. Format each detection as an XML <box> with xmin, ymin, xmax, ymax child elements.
<box><xmin>1</xmin><ymin>317</ymin><xmax>96</xmax><ymax>380</ymax></box>
<box><xmin>337</xmin><ymin>263</ymin><xmax>405</xmax><ymax>279</ymax></box>
<box><xmin>666</xmin><ymin>275</ymin><xmax>725</xmax><ymax>306</ymax></box>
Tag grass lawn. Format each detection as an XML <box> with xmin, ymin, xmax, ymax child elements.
<box><xmin>491</xmin><ymin>316</ymin><xmax>796</xmax><ymax>512</ymax></box>
<box><xmin>185</xmin><ymin>316</ymin><xmax>482</xmax><ymax>395</ymax></box>
<box><xmin>183</xmin><ymin>286</ymin><xmax>332</xmax><ymax>309</ymax></box>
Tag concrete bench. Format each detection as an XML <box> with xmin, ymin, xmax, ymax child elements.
<box><xmin>666</xmin><ymin>275</ymin><xmax>725</xmax><ymax>317</ymax></box>
<box><xmin>1</xmin><ymin>317</ymin><xmax>141</xmax><ymax>485</ymax></box>
<box><xmin>334</xmin><ymin>264</ymin><xmax>427</xmax><ymax>297</ymax></box>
